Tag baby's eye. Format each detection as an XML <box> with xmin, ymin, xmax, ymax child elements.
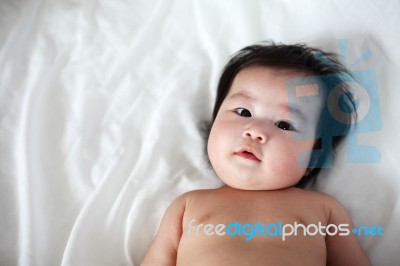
<box><xmin>235</xmin><ymin>108</ymin><xmax>252</xmax><ymax>117</ymax></box>
<box><xmin>275</xmin><ymin>121</ymin><xmax>295</xmax><ymax>131</ymax></box>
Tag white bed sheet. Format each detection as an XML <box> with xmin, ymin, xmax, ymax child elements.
<box><xmin>1</xmin><ymin>0</ymin><xmax>400</xmax><ymax>265</ymax></box>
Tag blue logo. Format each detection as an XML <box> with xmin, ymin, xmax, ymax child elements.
<box><xmin>286</xmin><ymin>39</ymin><xmax>382</xmax><ymax>167</ymax></box>
<box><xmin>187</xmin><ymin>219</ymin><xmax>383</xmax><ymax>241</ymax></box>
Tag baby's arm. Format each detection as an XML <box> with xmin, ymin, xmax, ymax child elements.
<box><xmin>325</xmin><ymin>197</ymin><xmax>371</xmax><ymax>266</ymax></box>
<box><xmin>141</xmin><ymin>193</ymin><xmax>187</xmax><ymax>266</ymax></box>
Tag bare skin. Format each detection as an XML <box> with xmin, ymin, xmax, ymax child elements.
<box><xmin>142</xmin><ymin>185</ymin><xmax>370</xmax><ymax>266</ymax></box>
<box><xmin>142</xmin><ymin>67</ymin><xmax>370</xmax><ymax>265</ymax></box>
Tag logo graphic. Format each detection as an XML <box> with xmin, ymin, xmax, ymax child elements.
<box><xmin>188</xmin><ymin>219</ymin><xmax>384</xmax><ymax>241</ymax></box>
<box><xmin>286</xmin><ymin>39</ymin><xmax>382</xmax><ymax>167</ymax></box>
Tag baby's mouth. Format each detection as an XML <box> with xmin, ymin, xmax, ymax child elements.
<box><xmin>235</xmin><ymin>148</ymin><xmax>261</xmax><ymax>162</ymax></box>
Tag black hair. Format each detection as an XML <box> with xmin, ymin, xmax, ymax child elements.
<box><xmin>208</xmin><ymin>41</ymin><xmax>357</xmax><ymax>187</ymax></box>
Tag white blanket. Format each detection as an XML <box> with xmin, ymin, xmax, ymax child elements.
<box><xmin>1</xmin><ymin>0</ymin><xmax>399</xmax><ymax>265</ymax></box>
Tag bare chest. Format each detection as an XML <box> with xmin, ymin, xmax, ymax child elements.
<box><xmin>176</xmin><ymin>189</ymin><xmax>328</xmax><ymax>265</ymax></box>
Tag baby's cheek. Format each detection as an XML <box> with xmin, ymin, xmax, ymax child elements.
<box><xmin>275</xmin><ymin>156</ymin><xmax>301</xmax><ymax>175</ymax></box>
<box><xmin>279</xmin><ymin>160</ymin><xmax>306</xmax><ymax>186</ymax></box>
<box><xmin>207</xmin><ymin>136</ymin><xmax>218</xmax><ymax>165</ymax></box>
<box><xmin>207</xmin><ymin>126</ymin><xmax>226</xmax><ymax>166</ymax></box>
<box><xmin>297</xmin><ymin>140</ymin><xmax>317</xmax><ymax>167</ymax></box>
<box><xmin>271</xmin><ymin>146</ymin><xmax>308</xmax><ymax>178</ymax></box>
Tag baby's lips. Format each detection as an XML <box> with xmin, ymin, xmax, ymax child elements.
<box><xmin>235</xmin><ymin>148</ymin><xmax>262</xmax><ymax>161</ymax></box>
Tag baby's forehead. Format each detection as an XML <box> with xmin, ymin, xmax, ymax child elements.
<box><xmin>229</xmin><ymin>66</ymin><xmax>319</xmax><ymax>98</ymax></box>
<box><xmin>236</xmin><ymin>66</ymin><xmax>313</xmax><ymax>79</ymax></box>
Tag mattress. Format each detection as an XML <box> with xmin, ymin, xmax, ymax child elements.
<box><xmin>1</xmin><ymin>0</ymin><xmax>399</xmax><ymax>265</ymax></box>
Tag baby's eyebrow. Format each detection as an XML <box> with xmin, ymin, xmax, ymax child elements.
<box><xmin>280</xmin><ymin>103</ymin><xmax>307</xmax><ymax>122</ymax></box>
<box><xmin>227</xmin><ymin>92</ymin><xmax>256</xmax><ymax>102</ymax></box>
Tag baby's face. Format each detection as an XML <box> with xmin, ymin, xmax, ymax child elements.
<box><xmin>208</xmin><ymin>66</ymin><xmax>322</xmax><ymax>190</ymax></box>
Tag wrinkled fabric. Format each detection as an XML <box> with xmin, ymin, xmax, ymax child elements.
<box><xmin>0</xmin><ymin>0</ymin><xmax>399</xmax><ymax>265</ymax></box>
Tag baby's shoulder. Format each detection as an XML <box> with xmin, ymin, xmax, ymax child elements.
<box><xmin>289</xmin><ymin>187</ymin><xmax>338</xmax><ymax>201</ymax></box>
<box><xmin>290</xmin><ymin>187</ymin><xmax>349</xmax><ymax>216</ymax></box>
<box><xmin>173</xmin><ymin>188</ymin><xmax>218</xmax><ymax>205</ymax></box>
<box><xmin>182</xmin><ymin>187</ymin><xmax>224</xmax><ymax>200</ymax></box>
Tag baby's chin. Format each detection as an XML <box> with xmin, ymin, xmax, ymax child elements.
<box><xmin>220</xmin><ymin>178</ymin><xmax>296</xmax><ymax>191</ymax></box>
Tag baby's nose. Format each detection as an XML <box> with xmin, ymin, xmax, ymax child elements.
<box><xmin>242</xmin><ymin>126</ymin><xmax>267</xmax><ymax>144</ymax></box>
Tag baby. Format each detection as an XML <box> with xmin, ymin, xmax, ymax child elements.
<box><xmin>141</xmin><ymin>42</ymin><xmax>371</xmax><ymax>265</ymax></box>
